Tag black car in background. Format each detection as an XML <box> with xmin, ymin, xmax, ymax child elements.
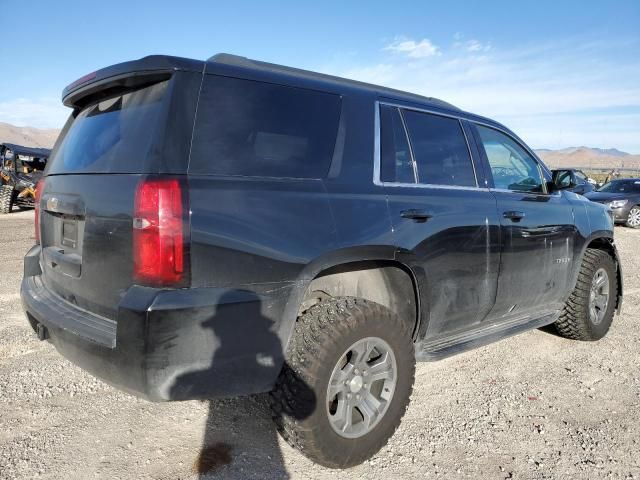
<box><xmin>21</xmin><ymin>53</ymin><xmax>623</xmax><ymax>468</ymax></box>
<box><xmin>585</xmin><ymin>179</ymin><xmax>640</xmax><ymax>228</ymax></box>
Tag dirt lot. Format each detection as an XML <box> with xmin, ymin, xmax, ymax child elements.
<box><xmin>0</xmin><ymin>209</ymin><xmax>639</xmax><ymax>479</ymax></box>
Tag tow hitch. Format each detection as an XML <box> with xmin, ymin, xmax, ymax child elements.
<box><xmin>36</xmin><ymin>323</ymin><xmax>49</xmax><ymax>341</ymax></box>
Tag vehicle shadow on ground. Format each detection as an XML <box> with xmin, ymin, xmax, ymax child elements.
<box><xmin>170</xmin><ymin>291</ymin><xmax>315</xmax><ymax>479</ymax></box>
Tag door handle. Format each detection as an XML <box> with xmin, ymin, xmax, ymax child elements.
<box><xmin>503</xmin><ymin>210</ymin><xmax>525</xmax><ymax>222</ymax></box>
<box><xmin>521</xmin><ymin>225</ymin><xmax>562</xmax><ymax>238</ymax></box>
<box><xmin>400</xmin><ymin>209</ymin><xmax>432</xmax><ymax>223</ymax></box>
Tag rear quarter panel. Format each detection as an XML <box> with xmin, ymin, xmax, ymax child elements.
<box><xmin>187</xmin><ymin>175</ymin><xmax>338</xmax><ymax>340</ymax></box>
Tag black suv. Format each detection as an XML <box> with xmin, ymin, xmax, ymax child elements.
<box><xmin>21</xmin><ymin>54</ymin><xmax>623</xmax><ymax>468</ymax></box>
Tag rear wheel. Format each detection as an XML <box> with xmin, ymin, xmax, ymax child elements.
<box><xmin>553</xmin><ymin>248</ymin><xmax>617</xmax><ymax>341</ymax></box>
<box><xmin>626</xmin><ymin>206</ymin><xmax>640</xmax><ymax>229</ymax></box>
<box><xmin>270</xmin><ymin>297</ymin><xmax>415</xmax><ymax>468</ymax></box>
<box><xmin>0</xmin><ymin>185</ymin><xmax>14</xmax><ymax>214</ymax></box>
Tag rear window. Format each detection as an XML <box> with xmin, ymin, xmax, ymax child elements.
<box><xmin>189</xmin><ymin>75</ymin><xmax>341</xmax><ymax>178</ymax></box>
<box><xmin>47</xmin><ymin>81</ymin><xmax>169</xmax><ymax>174</ymax></box>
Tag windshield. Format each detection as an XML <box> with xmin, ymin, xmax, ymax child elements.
<box><xmin>16</xmin><ymin>156</ymin><xmax>47</xmax><ymax>174</ymax></box>
<box><xmin>47</xmin><ymin>80</ymin><xmax>169</xmax><ymax>174</ymax></box>
<box><xmin>598</xmin><ymin>180</ymin><xmax>640</xmax><ymax>193</ymax></box>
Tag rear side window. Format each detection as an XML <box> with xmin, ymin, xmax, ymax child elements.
<box><xmin>402</xmin><ymin>110</ymin><xmax>476</xmax><ymax>187</ymax></box>
<box><xmin>47</xmin><ymin>81</ymin><xmax>169</xmax><ymax>174</ymax></box>
<box><xmin>190</xmin><ymin>76</ymin><xmax>341</xmax><ymax>178</ymax></box>
<box><xmin>379</xmin><ymin>105</ymin><xmax>415</xmax><ymax>183</ymax></box>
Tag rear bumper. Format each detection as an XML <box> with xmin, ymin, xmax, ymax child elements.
<box><xmin>21</xmin><ymin>246</ymin><xmax>289</xmax><ymax>402</ymax></box>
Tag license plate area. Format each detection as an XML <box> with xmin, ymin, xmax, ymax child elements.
<box><xmin>41</xmin><ymin>212</ymin><xmax>85</xmax><ymax>278</ymax></box>
<box><xmin>61</xmin><ymin>219</ymin><xmax>78</xmax><ymax>249</ymax></box>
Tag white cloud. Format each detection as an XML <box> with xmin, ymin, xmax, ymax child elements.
<box><xmin>0</xmin><ymin>97</ymin><xmax>69</xmax><ymax>129</ymax></box>
<box><xmin>384</xmin><ymin>38</ymin><xmax>440</xmax><ymax>58</ymax></box>
<box><xmin>322</xmin><ymin>36</ymin><xmax>640</xmax><ymax>153</ymax></box>
<box><xmin>465</xmin><ymin>39</ymin><xmax>491</xmax><ymax>52</ymax></box>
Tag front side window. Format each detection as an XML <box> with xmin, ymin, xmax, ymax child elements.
<box><xmin>402</xmin><ymin>110</ymin><xmax>476</xmax><ymax>187</ymax></box>
<box><xmin>190</xmin><ymin>76</ymin><xmax>341</xmax><ymax>179</ymax></box>
<box><xmin>476</xmin><ymin>125</ymin><xmax>544</xmax><ymax>193</ymax></box>
<box><xmin>379</xmin><ymin>105</ymin><xmax>414</xmax><ymax>183</ymax></box>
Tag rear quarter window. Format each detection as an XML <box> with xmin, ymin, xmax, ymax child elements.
<box><xmin>189</xmin><ymin>75</ymin><xmax>341</xmax><ymax>179</ymax></box>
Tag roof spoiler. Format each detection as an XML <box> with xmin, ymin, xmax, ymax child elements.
<box><xmin>62</xmin><ymin>55</ymin><xmax>204</xmax><ymax>109</ymax></box>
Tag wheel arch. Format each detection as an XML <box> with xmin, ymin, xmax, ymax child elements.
<box><xmin>280</xmin><ymin>247</ymin><xmax>421</xmax><ymax>352</ymax></box>
<box><xmin>582</xmin><ymin>234</ymin><xmax>623</xmax><ymax>313</ymax></box>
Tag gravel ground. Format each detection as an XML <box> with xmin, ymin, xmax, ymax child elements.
<box><xmin>0</xmin><ymin>209</ymin><xmax>639</xmax><ymax>479</ymax></box>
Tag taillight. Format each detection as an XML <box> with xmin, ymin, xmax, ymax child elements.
<box><xmin>34</xmin><ymin>178</ymin><xmax>45</xmax><ymax>244</ymax></box>
<box><xmin>132</xmin><ymin>178</ymin><xmax>188</xmax><ymax>287</ymax></box>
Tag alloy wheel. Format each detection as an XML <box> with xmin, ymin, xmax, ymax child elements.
<box><xmin>589</xmin><ymin>268</ymin><xmax>610</xmax><ymax>325</ymax></box>
<box><xmin>326</xmin><ymin>337</ymin><xmax>397</xmax><ymax>439</ymax></box>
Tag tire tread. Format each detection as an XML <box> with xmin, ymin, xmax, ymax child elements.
<box><xmin>554</xmin><ymin>248</ymin><xmax>617</xmax><ymax>341</ymax></box>
<box><xmin>269</xmin><ymin>296</ymin><xmax>415</xmax><ymax>468</ymax></box>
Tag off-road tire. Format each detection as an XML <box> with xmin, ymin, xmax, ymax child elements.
<box><xmin>626</xmin><ymin>206</ymin><xmax>640</xmax><ymax>229</ymax></box>
<box><xmin>270</xmin><ymin>297</ymin><xmax>415</xmax><ymax>468</ymax></box>
<box><xmin>0</xmin><ymin>185</ymin><xmax>14</xmax><ymax>214</ymax></box>
<box><xmin>553</xmin><ymin>248</ymin><xmax>617</xmax><ymax>341</ymax></box>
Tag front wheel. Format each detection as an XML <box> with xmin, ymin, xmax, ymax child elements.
<box><xmin>626</xmin><ymin>206</ymin><xmax>640</xmax><ymax>229</ymax></box>
<box><xmin>0</xmin><ymin>184</ymin><xmax>14</xmax><ymax>214</ymax></box>
<box><xmin>270</xmin><ymin>297</ymin><xmax>415</xmax><ymax>468</ymax></box>
<box><xmin>553</xmin><ymin>248</ymin><xmax>617</xmax><ymax>341</ymax></box>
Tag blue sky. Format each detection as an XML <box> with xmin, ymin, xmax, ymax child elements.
<box><xmin>1</xmin><ymin>0</ymin><xmax>639</xmax><ymax>152</ymax></box>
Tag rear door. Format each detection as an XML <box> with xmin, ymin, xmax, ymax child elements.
<box><xmin>471</xmin><ymin>123</ymin><xmax>576</xmax><ymax>320</ymax></box>
<box><xmin>39</xmin><ymin>71</ymin><xmax>201</xmax><ymax>319</ymax></box>
<box><xmin>377</xmin><ymin>102</ymin><xmax>501</xmax><ymax>339</ymax></box>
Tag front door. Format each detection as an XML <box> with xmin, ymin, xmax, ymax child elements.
<box><xmin>376</xmin><ymin>103</ymin><xmax>501</xmax><ymax>339</ymax></box>
<box><xmin>472</xmin><ymin>124</ymin><xmax>576</xmax><ymax>320</ymax></box>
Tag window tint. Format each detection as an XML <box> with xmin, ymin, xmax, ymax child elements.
<box><xmin>190</xmin><ymin>75</ymin><xmax>341</xmax><ymax>178</ymax></box>
<box><xmin>402</xmin><ymin>110</ymin><xmax>476</xmax><ymax>187</ymax></box>
<box><xmin>476</xmin><ymin>125</ymin><xmax>543</xmax><ymax>193</ymax></box>
<box><xmin>598</xmin><ymin>180</ymin><xmax>640</xmax><ymax>193</ymax></box>
<box><xmin>379</xmin><ymin>105</ymin><xmax>415</xmax><ymax>183</ymax></box>
<box><xmin>48</xmin><ymin>81</ymin><xmax>169</xmax><ymax>174</ymax></box>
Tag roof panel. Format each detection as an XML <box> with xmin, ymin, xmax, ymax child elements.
<box><xmin>207</xmin><ymin>53</ymin><xmax>461</xmax><ymax>112</ymax></box>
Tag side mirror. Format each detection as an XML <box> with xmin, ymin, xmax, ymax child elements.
<box><xmin>551</xmin><ymin>169</ymin><xmax>576</xmax><ymax>191</ymax></box>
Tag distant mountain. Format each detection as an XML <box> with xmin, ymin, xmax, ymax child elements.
<box><xmin>593</xmin><ymin>148</ymin><xmax>629</xmax><ymax>157</ymax></box>
<box><xmin>545</xmin><ymin>146</ymin><xmax>630</xmax><ymax>157</ymax></box>
<box><xmin>536</xmin><ymin>147</ymin><xmax>640</xmax><ymax>170</ymax></box>
<box><xmin>0</xmin><ymin>122</ymin><xmax>60</xmax><ymax>149</ymax></box>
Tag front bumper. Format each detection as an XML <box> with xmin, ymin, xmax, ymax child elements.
<box><xmin>611</xmin><ymin>206</ymin><xmax>631</xmax><ymax>223</ymax></box>
<box><xmin>590</xmin><ymin>201</ymin><xmax>631</xmax><ymax>223</ymax></box>
<box><xmin>21</xmin><ymin>246</ymin><xmax>288</xmax><ymax>402</ymax></box>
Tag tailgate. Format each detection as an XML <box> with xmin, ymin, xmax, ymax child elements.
<box><xmin>39</xmin><ymin>175</ymin><xmax>141</xmax><ymax>319</ymax></box>
<box><xmin>36</xmin><ymin>70</ymin><xmax>201</xmax><ymax>319</ymax></box>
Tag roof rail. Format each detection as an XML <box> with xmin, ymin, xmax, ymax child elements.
<box><xmin>207</xmin><ymin>53</ymin><xmax>460</xmax><ymax>111</ymax></box>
